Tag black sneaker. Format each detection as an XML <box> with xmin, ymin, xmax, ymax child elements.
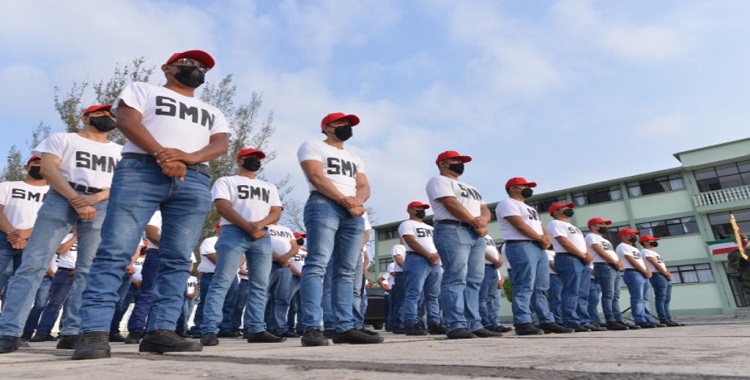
<box><xmin>539</xmin><ymin>323</ymin><xmax>575</xmax><ymax>334</ymax></box>
<box><xmin>405</xmin><ymin>324</ymin><xmax>428</xmax><ymax>336</ymax></box>
<box><xmin>200</xmin><ymin>332</ymin><xmax>219</xmax><ymax>346</ymax></box>
<box><xmin>71</xmin><ymin>332</ymin><xmax>111</xmax><ymax>360</ymax></box>
<box><xmin>0</xmin><ymin>335</ymin><xmax>20</xmax><ymax>354</ymax></box>
<box><xmin>514</xmin><ymin>323</ymin><xmax>544</xmax><ymax>336</ymax></box>
<box><xmin>139</xmin><ymin>330</ymin><xmax>203</xmax><ymax>353</ymax></box>
<box><xmin>217</xmin><ymin>330</ymin><xmax>241</xmax><ymax>338</ymax></box>
<box><xmin>56</xmin><ymin>334</ymin><xmax>79</xmax><ymax>349</ymax></box>
<box><xmin>30</xmin><ymin>333</ymin><xmax>57</xmax><ymax>342</ymax></box>
<box><xmin>619</xmin><ymin>321</ymin><xmax>641</xmax><ymax>330</ymax></box>
<box><xmin>358</xmin><ymin>328</ymin><xmax>380</xmax><ymax>336</ymax></box>
<box><xmin>653</xmin><ymin>322</ymin><xmax>667</xmax><ymax>328</ymax></box>
<box><xmin>332</xmin><ymin>328</ymin><xmax>384</xmax><ymax>344</ymax></box>
<box><xmin>246</xmin><ymin>331</ymin><xmax>286</xmax><ymax>343</ymax></box>
<box><xmin>472</xmin><ymin>328</ymin><xmax>502</xmax><ymax>338</ymax></box>
<box><xmin>281</xmin><ymin>331</ymin><xmax>301</xmax><ymax>338</ymax></box>
<box><xmin>638</xmin><ymin>322</ymin><xmax>657</xmax><ymax>329</ymax></box>
<box><xmin>301</xmin><ymin>328</ymin><xmax>329</xmax><ymax>347</ymax></box>
<box><xmin>427</xmin><ymin>324</ymin><xmax>446</xmax><ymax>335</ymax></box>
<box><xmin>391</xmin><ymin>327</ymin><xmax>406</xmax><ymax>334</ymax></box>
<box><xmin>109</xmin><ymin>332</ymin><xmax>127</xmax><ymax>342</ymax></box>
<box><xmin>493</xmin><ymin>325</ymin><xmax>513</xmax><ymax>333</ymax></box>
<box><xmin>446</xmin><ymin>328</ymin><xmax>477</xmax><ymax>339</ymax></box>
<box><xmin>664</xmin><ymin>320</ymin><xmax>683</xmax><ymax>327</ymax></box>
<box><xmin>20</xmin><ymin>331</ymin><xmax>33</xmax><ymax>341</ymax></box>
<box><xmin>586</xmin><ymin>323</ymin><xmax>608</xmax><ymax>331</ymax></box>
<box><xmin>605</xmin><ymin>321</ymin><xmax>628</xmax><ymax>331</ymax></box>
<box><xmin>323</xmin><ymin>329</ymin><xmax>336</xmax><ymax>338</ymax></box>
<box><xmin>124</xmin><ymin>331</ymin><xmax>143</xmax><ymax>344</ymax></box>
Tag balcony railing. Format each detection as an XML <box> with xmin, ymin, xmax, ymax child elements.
<box><xmin>693</xmin><ymin>185</ymin><xmax>750</xmax><ymax>207</ymax></box>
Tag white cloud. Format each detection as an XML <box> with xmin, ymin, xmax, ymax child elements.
<box><xmin>635</xmin><ymin>114</ymin><xmax>689</xmax><ymax>138</ymax></box>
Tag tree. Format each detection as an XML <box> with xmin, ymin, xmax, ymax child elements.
<box><xmin>1</xmin><ymin>146</ymin><xmax>24</xmax><ymax>181</ymax></box>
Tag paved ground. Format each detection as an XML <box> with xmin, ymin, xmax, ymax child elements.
<box><xmin>1</xmin><ymin>317</ymin><xmax>749</xmax><ymax>379</ymax></box>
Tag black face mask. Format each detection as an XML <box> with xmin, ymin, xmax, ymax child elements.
<box><xmin>28</xmin><ymin>166</ymin><xmax>43</xmax><ymax>180</ymax></box>
<box><xmin>597</xmin><ymin>226</ymin><xmax>608</xmax><ymax>234</ymax></box>
<box><xmin>241</xmin><ymin>156</ymin><xmax>262</xmax><ymax>172</ymax></box>
<box><xmin>89</xmin><ymin>115</ymin><xmax>116</xmax><ymax>132</ymax></box>
<box><xmin>333</xmin><ymin>126</ymin><xmax>353</xmax><ymax>141</ymax></box>
<box><xmin>628</xmin><ymin>236</ymin><xmax>638</xmax><ymax>244</ymax></box>
<box><xmin>448</xmin><ymin>163</ymin><xmax>464</xmax><ymax>175</ymax></box>
<box><xmin>650</xmin><ymin>242</ymin><xmax>659</xmax><ymax>248</ymax></box>
<box><xmin>296</xmin><ymin>239</ymin><xmax>305</xmax><ymax>246</ymax></box>
<box><xmin>520</xmin><ymin>188</ymin><xmax>534</xmax><ymax>199</ymax></box>
<box><xmin>562</xmin><ymin>209</ymin><xmax>574</xmax><ymax>217</ymax></box>
<box><xmin>415</xmin><ymin>210</ymin><xmax>426</xmax><ymax>219</ymax></box>
<box><xmin>173</xmin><ymin>66</ymin><xmax>205</xmax><ymax>88</ymax></box>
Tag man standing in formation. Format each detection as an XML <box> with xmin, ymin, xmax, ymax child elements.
<box><xmin>585</xmin><ymin>217</ymin><xmax>628</xmax><ymax>331</ymax></box>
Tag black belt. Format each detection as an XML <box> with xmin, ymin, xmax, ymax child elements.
<box><xmin>485</xmin><ymin>264</ymin><xmax>495</xmax><ymax>267</ymax></box>
<box><xmin>57</xmin><ymin>267</ymin><xmax>75</xmax><ymax>271</ymax></box>
<box><xmin>68</xmin><ymin>182</ymin><xmax>103</xmax><ymax>194</ymax></box>
<box><xmin>240</xmin><ymin>279</ymin><xmax>248</xmax><ymax>282</ymax></box>
<box><xmin>505</xmin><ymin>239</ymin><xmax>535</xmax><ymax>244</ymax></box>
<box><xmin>555</xmin><ymin>252</ymin><xmax>580</xmax><ymax>258</ymax></box>
<box><xmin>435</xmin><ymin>220</ymin><xmax>472</xmax><ymax>228</ymax></box>
<box><xmin>594</xmin><ymin>262</ymin><xmax>618</xmax><ymax>270</ymax></box>
<box><xmin>122</xmin><ymin>153</ymin><xmax>210</xmax><ymax>177</ymax></box>
<box><xmin>624</xmin><ymin>268</ymin><xmax>639</xmax><ymax>272</ymax></box>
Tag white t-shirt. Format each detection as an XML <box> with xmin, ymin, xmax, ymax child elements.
<box><xmin>641</xmin><ymin>249</ymin><xmax>666</xmax><ymax>273</ymax></box>
<box><xmin>484</xmin><ymin>235</ymin><xmax>500</xmax><ymax>265</ymax></box>
<box><xmin>585</xmin><ymin>233</ymin><xmax>618</xmax><ymax>264</ymax></box>
<box><xmin>112</xmin><ymin>82</ymin><xmax>230</xmax><ymax>163</ymax></box>
<box><xmin>186</xmin><ymin>276</ymin><xmax>198</xmax><ymax>296</ymax></box>
<box><xmin>291</xmin><ymin>246</ymin><xmax>307</xmax><ymax>274</ymax></box>
<box><xmin>146</xmin><ymin>210</ymin><xmax>162</xmax><ymax>249</ymax></box>
<box><xmin>616</xmin><ymin>243</ymin><xmax>644</xmax><ymax>270</ymax></box>
<box><xmin>398</xmin><ymin>220</ymin><xmax>437</xmax><ymax>254</ymax></box>
<box><xmin>500</xmin><ymin>243</ymin><xmax>511</xmax><ymax>270</ymax></box>
<box><xmin>0</xmin><ymin>181</ymin><xmax>49</xmax><ymax>229</ymax></box>
<box><xmin>212</xmin><ymin>176</ymin><xmax>283</xmax><ymax>225</ymax></box>
<box><xmin>268</xmin><ymin>224</ymin><xmax>295</xmax><ymax>256</ymax></box>
<box><xmin>497</xmin><ymin>198</ymin><xmax>542</xmax><ymax>240</ymax></box>
<box><xmin>33</xmin><ymin>132</ymin><xmax>122</xmax><ymax>189</ymax></box>
<box><xmin>426</xmin><ymin>175</ymin><xmax>483</xmax><ymax>221</ymax></box>
<box><xmin>132</xmin><ymin>256</ymin><xmax>146</xmax><ymax>282</ymax></box>
<box><xmin>546</xmin><ymin>249</ymin><xmax>557</xmax><ymax>275</ymax></box>
<box><xmin>198</xmin><ymin>236</ymin><xmax>218</xmax><ymax>273</ymax></box>
<box><xmin>547</xmin><ymin>219</ymin><xmax>586</xmax><ymax>254</ymax></box>
<box><xmin>297</xmin><ymin>140</ymin><xmax>366</xmax><ymax>197</ymax></box>
<box><xmin>57</xmin><ymin>233</ymin><xmax>78</xmax><ymax>269</ymax></box>
<box><xmin>239</xmin><ymin>262</ymin><xmax>248</xmax><ymax>281</ymax></box>
<box><xmin>391</xmin><ymin>244</ymin><xmax>406</xmax><ymax>272</ymax></box>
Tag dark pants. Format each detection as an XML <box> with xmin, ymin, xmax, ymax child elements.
<box><xmin>127</xmin><ymin>248</ymin><xmax>160</xmax><ymax>333</ymax></box>
<box><xmin>34</xmin><ymin>269</ymin><xmax>76</xmax><ymax>335</ymax></box>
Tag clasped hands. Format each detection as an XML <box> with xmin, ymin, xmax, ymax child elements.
<box><xmin>339</xmin><ymin>196</ymin><xmax>365</xmax><ymax>217</ymax></box>
<box><xmin>155</xmin><ymin>148</ymin><xmax>198</xmax><ymax>181</ymax></box>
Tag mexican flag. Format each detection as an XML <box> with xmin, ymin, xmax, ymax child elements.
<box><xmin>706</xmin><ymin>238</ymin><xmax>738</xmax><ymax>255</ymax></box>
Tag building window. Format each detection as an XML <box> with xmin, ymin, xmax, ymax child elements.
<box><xmin>693</xmin><ymin>160</ymin><xmax>750</xmax><ymax>192</ymax></box>
<box><xmin>707</xmin><ymin>209</ymin><xmax>750</xmax><ymax>239</ymax></box>
<box><xmin>627</xmin><ymin>175</ymin><xmax>685</xmax><ymax>197</ymax></box>
<box><xmin>377</xmin><ymin>227</ymin><xmax>399</xmax><ymax>241</ymax></box>
<box><xmin>378</xmin><ymin>258</ymin><xmax>393</xmax><ymax>272</ymax></box>
<box><xmin>636</xmin><ymin>217</ymin><xmax>698</xmax><ymax>238</ymax></box>
<box><xmin>528</xmin><ymin>195</ymin><xmax>568</xmax><ymax>213</ymax></box>
<box><xmin>667</xmin><ymin>264</ymin><xmax>714</xmax><ymax>284</ymax></box>
<box><xmin>572</xmin><ymin>186</ymin><xmax>622</xmax><ymax>206</ymax></box>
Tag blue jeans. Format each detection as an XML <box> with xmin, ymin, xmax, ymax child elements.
<box><xmin>622</xmin><ymin>270</ymin><xmax>648</xmax><ymax>324</ymax></box>
<box><xmin>231</xmin><ymin>279</ymin><xmax>250</xmax><ymax>332</ymax></box>
<box><xmin>505</xmin><ymin>241</ymin><xmax>555</xmax><ymax>325</ymax></box>
<box><xmin>80</xmin><ymin>158</ymin><xmax>211</xmax><ymax>333</ymax></box>
<box><xmin>0</xmin><ymin>188</ymin><xmax>106</xmax><ymax>337</ymax></box>
<box><xmin>0</xmin><ymin>234</ymin><xmax>23</xmax><ymax>291</ymax></box>
<box><xmin>352</xmin><ymin>254</ymin><xmax>365</xmax><ymax>329</ymax></box>
<box><xmin>649</xmin><ymin>273</ymin><xmax>672</xmax><ymax>322</ymax></box>
<box><xmin>587</xmin><ymin>277</ymin><xmax>602</xmax><ymax>324</ymax></box>
<box><xmin>23</xmin><ymin>275</ymin><xmax>52</xmax><ymax>334</ymax></box>
<box><xmin>433</xmin><ymin>223</ymin><xmax>484</xmax><ymax>333</ymax></box>
<box><xmin>478</xmin><ymin>265</ymin><xmax>500</xmax><ymax>327</ymax></box>
<box><xmin>548</xmin><ymin>274</ymin><xmax>563</xmax><ymax>323</ymax></box>
<box><xmin>110</xmin><ymin>273</ymin><xmax>134</xmax><ymax>333</ymax></box>
<box><xmin>34</xmin><ymin>269</ymin><xmax>76</xmax><ymax>335</ymax></box>
<box><xmin>205</xmin><ymin>225</ymin><xmax>271</xmax><ymax>334</ymax></box>
<box><xmin>177</xmin><ymin>296</ymin><xmax>196</xmax><ymax>335</ymax></box>
<box><xmin>286</xmin><ymin>275</ymin><xmax>302</xmax><ymax>333</ymax></box>
<box><xmin>321</xmin><ymin>258</ymin><xmax>336</xmax><ymax>330</ymax></box>
<box><xmin>403</xmin><ymin>253</ymin><xmax>442</xmax><ymax>326</ymax></box>
<box><xmin>554</xmin><ymin>254</ymin><xmax>590</xmax><ymax>326</ymax></box>
<box><xmin>266</xmin><ymin>263</ymin><xmax>294</xmax><ymax>334</ymax></box>
<box><xmin>593</xmin><ymin>263</ymin><xmax>622</xmax><ymax>322</ymax></box>
<box><xmin>643</xmin><ymin>278</ymin><xmax>658</xmax><ymax>323</ymax></box>
<box><xmin>299</xmin><ymin>193</ymin><xmax>364</xmax><ymax>332</ymax></box>
<box><xmin>577</xmin><ymin>267</ymin><xmax>592</xmax><ymax>325</ymax></box>
<box><xmin>127</xmin><ymin>248</ymin><xmax>160</xmax><ymax>332</ymax></box>
<box><xmin>389</xmin><ymin>272</ymin><xmax>405</xmax><ymax>330</ymax></box>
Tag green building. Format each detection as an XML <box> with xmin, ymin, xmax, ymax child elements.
<box><xmin>372</xmin><ymin>137</ymin><xmax>750</xmax><ymax>318</ymax></box>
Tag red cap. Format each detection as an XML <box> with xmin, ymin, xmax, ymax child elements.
<box><xmin>83</xmin><ymin>104</ymin><xmax>112</xmax><ymax>115</ymax></box>
<box><xmin>294</xmin><ymin>232</ymin><xmax>307</xmax><ymax>239</ymax></box>
<box><xmin>587</xmin><ymin>217</ymin><xmax>613</xmax><ymax>228</ymax></box>
<box><xmin>435</xmin><ymin>150</ymin><xmax>472</xmax><ymax>164</ymax></box>
<box><xmin>407</xmin><ymin>201</ymin><xmax>430</xmax><ymax>210</ymax></box>
<box><xmin>213</xmin><ymin>220</ymin><xmax>221</xmax><ymax>229</ymax></box>
<box><xmin>237</xmin><ymin>148</ymin><xmax>266</xmax><ymax>159</ymax></box>
<box><xmin>165</xmin><ymin>50</ymin><xmax>215</xmax><ymax>70</ymax></box>
<box><xmin>638</xmin><ymin>235</ymin><xmax>660</xmax><ymax>243</ymax></box>
<box><xmin>548</xmin><ymin>203</ymin><xmax>574</xmax><ymax>215</ymax></box>
<box><xmin>618</xmin><ymin>228</ymin><xmax>641</xmax><ymax>237</ymax></box>
<box><xmin>26</xmin><ymin>155</ymin><xmax>41</xmax><ymax>165</ymax></box>
<box><xmin>505</xmin><ymin>177</ymin><xmax>537</xmax><ymax>189</ymax></box>
<box><xmin>321</xmin><ymin>112</ymin><xmax>360</xmax><ymax>127</ymax></box>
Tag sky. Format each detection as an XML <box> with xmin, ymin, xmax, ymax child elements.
<box><xmin>1</xmin><ymin>0</ymin><xmax>749</xmax><ymax>226</ymax></box>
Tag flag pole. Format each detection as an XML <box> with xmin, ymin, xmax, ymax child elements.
<box><xmin>730</xmin><ymin>213</ymin><xmax>747</xmax><ymax>260</ymax></box>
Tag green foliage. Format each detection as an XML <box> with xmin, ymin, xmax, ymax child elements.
<box><xmin>503</xmin><ymin>275</ymin><xmax>513</xmax><ymax>302</ymax></box>
<box><xmin>1</xmin><ymin>146</ymin><xmax>25</xmax><ymax>181</ymax></box>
